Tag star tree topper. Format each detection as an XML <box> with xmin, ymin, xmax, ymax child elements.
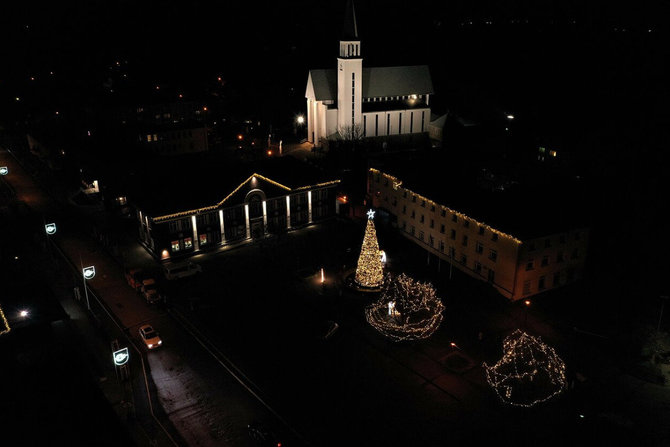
<box><xmin>367</xmin><ymin>209</ymin><xmax>375</xmax><ymax>220</ymax></box>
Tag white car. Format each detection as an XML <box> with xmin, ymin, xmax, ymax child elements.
<box><xmin>139</xmin><ymin>324</ymin><xmax>162</xmax><ymax>350</ymax></box>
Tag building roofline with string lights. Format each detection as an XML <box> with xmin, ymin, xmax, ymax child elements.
<box><xmin>368</xmin><ymin>165</ymin><xmax>590</xmax><ymax>301</ymax></box>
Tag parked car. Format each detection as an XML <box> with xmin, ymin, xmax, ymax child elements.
<box><xmin>162</xmin><ymin>261</ymin><xmax>202</xmax><ymax>280</ymax></box>
<box><xmin>138</xmin><ymin>324</ymin><xmax>162</xmax><ymax>349</ymax></box>
<box><xmin>124</xmin><ymin>268</ymin><xmax>145</xmax><ymax>290</ymax></box>
<box><xmin>139</xmin><ymin>278</ymin><xmax>163</xmax><ymax>304</ymax></box>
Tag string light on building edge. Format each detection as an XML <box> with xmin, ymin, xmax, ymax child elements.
<box><xmin>365</xmin><ymin>273</ymin><xmax>444</xmax><ymax>341</ymax></box>
<box><xmin>483</xmin><ymin>329</ymin><xmax>567</xmax><ymax>407</ymax></box>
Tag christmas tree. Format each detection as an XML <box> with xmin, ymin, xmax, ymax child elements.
<box><xmin>355</xmin><ymin>209</ymin><xmax>384</xmax><ymax>289</ymax></box>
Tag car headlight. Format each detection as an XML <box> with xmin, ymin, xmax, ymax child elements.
<box><xmin>148</xmin><ymin>343</ymin><xmax>153</xmax><ymax>348</ymax></box>
<box><xmin>158</xmin><ymin>340</ymin><xmax>162</xmax><ymax>345</ymax></box>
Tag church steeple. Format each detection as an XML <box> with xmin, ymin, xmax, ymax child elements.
<box><xmin>341</xmin><ymin>0</ymin><xmax>358</xmax><ymax>41</ymax></box>
<box><xmin>336</xmin><ymin>0</ymin><xmax>363</xmax><ymax>134</ymax></box>
<box><xmin>339</xmin><ymin>0</ymin><xmax>360</xmax><ymax>58</ymax></box>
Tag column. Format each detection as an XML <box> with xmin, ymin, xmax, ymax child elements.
<box><xmin>191</xmin><ymin>215</ymin><xmax>199</xmax><ymax>250</ymax></box>
<box><xmin>244</xmin><ymin>204</ymin><xmax>251</xmax><ymax>239</ymax></box>
<box><xmin>218</xmin><ymin>209</ymin><xmax>225</xmax><ymax>244</ymax></box>
<box><xmin>286</xmin><ymin>195</ymin><xmax>291</xmax><ymax>229</ymax></box>
<box><xmin>307</xmin><ymin>190</ymin><xmax>313</xmax><ymax>223</ymax></box>
<box><xmin>262</xmin><ymin>200</ymin><xmax>268</xmax><ymax>235</ymax></box>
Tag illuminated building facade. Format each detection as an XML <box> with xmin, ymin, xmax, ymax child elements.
<box><xmin>369</xmin><ymin>168</ymin><xmax>589</xmax><ymax>300</ymax></box>
<box><xmin>134</xmin><ymin>158</ymin><xmax>340</xmax><ymax>260</ymax></box>
<box><xmin>305</xmin><ymin>0</ymin><xmax>441</xmax><ymax>145</ymax></box>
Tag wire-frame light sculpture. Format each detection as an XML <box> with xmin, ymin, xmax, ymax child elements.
<box><xmin>484</xmin><ymin>329</ymin><xmax>567</xmax><ymax>407</ymax></box>
<box><xmin>365</xmin><ymin>273</ymin><xmax>444</xmax><ymax>341</ymax></box>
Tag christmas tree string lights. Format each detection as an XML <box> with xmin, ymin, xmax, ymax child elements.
<box><xmin>484</xmin><ymin>329</ymin><xmax>567</xmax><ymax>407</ymax></box>
<box><xmin>354</xmin><ymin>209</ymin><xmax>384</xmax><ymax>289</ymax></box>
<box><xmin>365</xmin><ymin>273</ymin><xmax>444</xmax><ymax>341</ymax></box>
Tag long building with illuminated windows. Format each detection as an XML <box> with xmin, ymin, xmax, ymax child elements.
<box><xmin>132</xmin><ymin>155</ymin><xmax>341</xmax><ymax>260</ymax></box>
<box><xmin>368</xmin><ymin>160</ymin><xmax>590</xmax><ymax>301</ymax></box>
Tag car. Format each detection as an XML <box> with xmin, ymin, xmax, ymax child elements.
<box><xmin>162</xmin><ymin>261</ymin><xmax>202</xmax><ymax>280</ymax></box>
<box><xmin>139</xmin><ymin>278</ymin><xmax>163</xmax><ymax>304</ymax></box>
<box><xmin>138</xmin><ymin>324</ymin><xmax>162</xmax><ymax>349</ymax></box>
<box><xmin>124</xmin><ymin>268</ymin><xmax>145</xmax><ymax>290</ymax></box>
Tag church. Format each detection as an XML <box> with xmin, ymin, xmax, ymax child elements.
<box><xmin>305</xmin><ymin>0</ymin><xmax>439</xmax><ymax>146</ymax></box>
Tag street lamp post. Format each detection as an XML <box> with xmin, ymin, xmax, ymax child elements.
<box><xmin>81</xmin><ymin>264</ymin><xmax>95</xmax><ymax>311</ymax></box>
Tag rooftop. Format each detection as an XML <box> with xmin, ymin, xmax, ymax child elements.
<box><xmin>128</xmin><ymin>153</ymin><xmax>340</xmax><ymax>218</ymax></box>
<box><xmin>370</xmin><ymin>150</ymin><xmax>590</xmax><ymax>240</ymax></box>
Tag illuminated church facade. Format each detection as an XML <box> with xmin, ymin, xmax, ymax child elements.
<box><xmin>305</xmin><ymin>1</ymin><xmax>436</xmax><ymax>145</ymax></box>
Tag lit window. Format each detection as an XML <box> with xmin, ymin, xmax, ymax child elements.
<box><xmin>152</xmin><ymin>134</ymin><xmax>158</xmax><ymax>141</ymax></box>
<box><xmin>199</xmin><ymin>234</ymin><xmax>208</xmax><ymax>245</ymax></box>
<box><xmin>146</xmin><ymin>134</ymin><xmax>152</xmax><ymax>142</ymax></box>
<box><xmin>184</xmin><ymin>237</ymin><xmax>193</xmax><ymax>249</ymax></box>
<box><xmin>171</xmin><ymin>241</ymin><xmax>180</xmax><ymax>252</ymax></box>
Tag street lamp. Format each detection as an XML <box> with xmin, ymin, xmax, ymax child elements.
<box><xmin>82</xmin><ymin>265</ymin><xmax>95</xmax><ymax>310</ymax></box>
<box><xmin>19</xmin><ymin>310</ymin><xmax>29</xmax><ymax>318</ymax></box>
<box><xmin>524</xmin><ymin>300</ymin><xmax>531</xmax><ymax>327</ymax></box>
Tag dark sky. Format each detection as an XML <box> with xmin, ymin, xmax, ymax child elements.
<box><xmin>1</xmin><ymin>1</ymin><xmax>668</xmax><ymax>133</ymax></box>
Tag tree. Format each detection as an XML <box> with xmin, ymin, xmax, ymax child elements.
<box><xmin>354</xmin><ymin>209</ymin><xmax>384</xmax><ymax>289</ymax></box>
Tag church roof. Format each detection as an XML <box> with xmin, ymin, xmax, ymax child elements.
<box><xmin>307</xmin><ymin>65</ymin><xmax>434</xmax><ymax>101</ymax></box>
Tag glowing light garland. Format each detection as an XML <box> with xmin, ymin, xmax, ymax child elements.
<box><xmin>483</xmin><ymin>329</ymin><xmax>567</xmax><ymax>407</ymax></box>
<box><xmin>0</xmin><ymin>305</ymin><xmax>10</xmax><ymax>335</ymax></box>
<box><xmin>153</xmin><ymin>174</ymin><xmax>340</xmax><ymax>222</ymax></box>
<box><xmin>354</xmin><ymin>211</ymin><xmax>384</xmax><ymax>289</ymax></box>
<box><xmin>365</xmin><ymin>273</ymin><xmax>445</xmax><ymax>341</ymax></box>
<box><xmin>369</xmin><ymin>168</ymin><xmax>522</xmax><ymax>244</ymax></box>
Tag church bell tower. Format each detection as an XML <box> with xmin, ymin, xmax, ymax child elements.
<box><xmin>337</xmin><ymin>0</ymin><xmax>363</xmax><ymax>137</ymax></box>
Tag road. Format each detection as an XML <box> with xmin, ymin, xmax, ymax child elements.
<box><xmin>0</xmin><ymin>145</ymin><xmax>302</xmax><ymax>447</ymax></box>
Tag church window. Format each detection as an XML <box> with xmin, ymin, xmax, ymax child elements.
<box><xmin>375</xmin><ymin>115</ymin><xmax>379</xmax><ymax>136</ymax></box>
<box><xmin>410</xmin><ymin>112</ymin><xmax>414</xmax><ymax>133</ymax></box>
<box><xmin>398</xmin><ymin>114</ymin><xmax>402</xmax><ymax>134</ymax></box>
<box><xmin>421</xmin><ymin>111</ymin><xmax>425</xmax><ymax>132</ymax></box>
<box><xmin>363</xmin><ymin>116</ymin><xmax>366</xmax><ymax>136</ymax></box>
<box><xmin>387</xmin><ymin>115</ymin><xmax>390</xmax><ymax>135</ymax></box>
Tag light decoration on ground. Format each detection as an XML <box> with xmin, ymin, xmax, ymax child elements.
<box><xmin>354</xmin><ymin>210</ymin><xmax>384</xmax><ymax>289</ymax></box>
<box><xmin>483</xmin><ymin>329</ymin><xmax>567</xmax><ymax>407</ymax></box>
<box><xmin>365</xmin><ymin>273</ymin><xmax>444</xmax><ymax>341</ymax></box>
